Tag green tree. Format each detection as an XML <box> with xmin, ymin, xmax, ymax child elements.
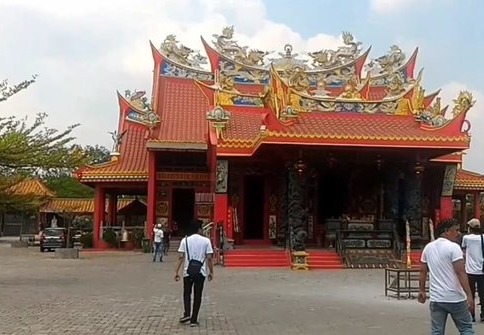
<box><xmin>44</xmin><ymin>176</ymin><xmax>94</xmax><ymax>198</ymax></box>
<box><xmin>0</xmin><ymin>114</ymin><xmax>84</xmax><ymax>210</ymax></box>
<box><xmin>0</xmin><ymin>76</ymin><xmax>37</xmax><ymax>102</ymax></box>
<box><xmin>0</xmin><ymin>113</ymin><xmax>82</xmax><ymax>172</ymax></box>
<box><xmin>83</xmin><ymin>145</ymin><xmax>111</xmax><ymax>165</ymax></box>
<box><xmin>43</xmin><ymin>145</ymin><xmax>111</xmax><ymax>198</ymax></box>
<box><xmin>0</xmin><ymin>77</ymin><xmax>83</xmax><ymax>211</ymax></box>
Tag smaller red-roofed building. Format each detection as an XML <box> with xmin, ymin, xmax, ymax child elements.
<box><xmin>77</xmin><ymin>28</ymin><xmax>479</xmax><ymax>251</ymax></box>
<box><xmin>39</xmin><ymin>197</ymin><xmax>146</xmax><ymax>233</ymax></box>
<box><xmin>453</xmin><ymin>169</ymin><xmax>484</xmax><ymax>228</ymax></box>
<box><xmin>1</xmin><ymin>179</ymin><xmax>55</xmax><ymax>236</ymax></box>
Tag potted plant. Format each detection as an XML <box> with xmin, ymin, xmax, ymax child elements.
<box><xmin>80</xmin><ymin>232</ymin><xmax>93</xmax><ymax>249</ymax></box>
<box><xmin>103</xmin><ymin>228</ymin><xmax>118</xmax><ymax>248</ymax></box>
<box><xmin>131</xmin><ymin>227</ymin><xmax>144</xmax><ymax>250</ymax></box>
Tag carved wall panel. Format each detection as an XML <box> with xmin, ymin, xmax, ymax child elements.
<box><xmin>404</xmin><ymin>174</ymin><xmax>422</xmax><ymax>236</ymax></box>
<box><xmin>216</xmin><ymin>160</ymin><xmax>228</xmax><ymax>193</ymax></box>
<box><xmin>156</xmin><ymin>201</ymin><xmax>169</xmax><ymax>216</ymax></box>
<box><xmin>442</xmin><ymin>165</ymin><xmax>457</xmax><ymax>197</ymax></box>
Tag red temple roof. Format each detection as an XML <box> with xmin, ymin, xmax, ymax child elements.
<box><xmin>76</xmin><ymin>28</ymin><xmax>476</xmax><ymax>183</ymax></box>
<box><xmin>216</xmin><ymin>107</ymin><xmax>470</xmax><ymax>156</ymax></box>
<box><xmin>149</xmin><ymin>77</ymin><xmax>209</xmax><ymax>147</ymax></box>
<box><xmin>454</xmin><ymin>169</ymin><xmax>484</xmax><ymax>192</ymax></box>
<box><xmin>431</xmin><ymin>152</ymin><xmax>463</xmax><ymax>164</ymax></box>
<box><xmin>77</xmin><ymin>124</ymin><xmax>149</xmax><ymax>182</ymax></box>
<box><xmin>8</xmin><ymin>179</ymin><xmax>55</xmax><ymax>198</ymax></box>
<box><xmin>40</xmin><ymin>198</ymin><xmax>139</xmax><ymax>214</ymax></box>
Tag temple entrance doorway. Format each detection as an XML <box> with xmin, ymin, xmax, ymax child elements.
<box><xmin>243</xmin><ymin>175</ymin><xmax>265</xmax><ymax>240</ymax></box>
<box><xmin>171</xmin><ymin>188</ymin><xmax>195</xmax><ymax>236</ymax></box>
<box><xmin>318</xmin><ymin>169</ymin><xmax>350</xmax><ymax>221</ymax></box>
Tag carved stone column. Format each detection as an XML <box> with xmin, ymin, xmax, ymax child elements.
<box><xmin>287</xmin><ymin>165</ymin><xmax>309</xmax><ymax>270</ymax></box>
<box><xmin>287</xmin><ymin>168</ymin><xmax>308</xmax><ymax>252</ymax></box>
<box><xmin>214</xmin><ymin>160</ymin><xmax>231</xmax><ymax>239</ymax></box>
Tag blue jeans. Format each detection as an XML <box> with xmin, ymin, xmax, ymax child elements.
<box><xmin>153</xmin><ymin>242</ymin><xmax>163</xmax><ymax>261</ymax></box>
<box><xmin>430</xmin><ymin>301</ymin><xmax>474</xmax><ymax>335</ymax></box>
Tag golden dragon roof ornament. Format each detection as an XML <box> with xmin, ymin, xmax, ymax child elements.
<box><xmin>160</xmin><ymin>34</ymin><xmax>208</xmax><ymax>69</ymax></box>
<box><xmin>212</xmin><ymin>26</ymin><xmax>270</xmax><ymax>67</ymax></box>
<box><xmin>365</xmin><ymin>45</ymin><xmax>406</xmax><ymax>76</ymax></box>
<box><xmin>123</xmin><ymin>90</ymin><xmax>161</xmax><ymax>130</ymax></box>
<box><xmin>211</xmin><ymin>27</ymin><xmax>365</xmax><ymax>71</ymax></box>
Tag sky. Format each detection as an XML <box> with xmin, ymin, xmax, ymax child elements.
<box><xmin>1</xmin><ymin>0</ymin><xmax>483</xmax><ymax>171</ymax></box>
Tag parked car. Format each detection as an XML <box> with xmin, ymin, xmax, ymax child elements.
<box><xmin>40</xmin><ymin>228</ymin><xmax>67</xmax><ymax>252</ymax></box>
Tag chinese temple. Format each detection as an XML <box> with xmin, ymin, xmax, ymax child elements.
<box><xmin>76</xmin><ymin>27</ymin><xmax>478</xmax><ymax>254</ymax></box>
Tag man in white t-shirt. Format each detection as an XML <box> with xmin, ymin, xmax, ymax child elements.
<box><xmin>462</xmin><ymin>218</ymin><xmax>484</xmax><ymax>323</ymax></box>
<box><xmin>174</xmin><ymin>219</ymin><xmax>213</xmax><ymax>327</ymax></box>
<box><xmin>419</xmin><ymin>218</ymin><xmax>474</xmax><ymax>334</ymax></box>
<box><xmin>152</xmin><ymin>224</ymin><xmax>164</xmax><ymax>262</ymax></box>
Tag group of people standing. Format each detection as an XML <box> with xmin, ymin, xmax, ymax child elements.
<box><xmin>419</xmin><ymin>217</ymin><xmax>484</xmax><ymax>334</ymax></box>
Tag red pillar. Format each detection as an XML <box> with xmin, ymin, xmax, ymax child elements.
<box><xmin>214</xmin><ymin>194</ymin><xmax>230</xmax><ymax>238</ymax></box>
<box><xmin>461</xmin><ymin>195</ymin><xmax>468</xmax><ymax>227</ymax></box>
<box><xmin>208</xmin><ymin>145</ymin><xmax>217</xmax><ymax>192</ymax></box>
<box><xmin>146</xmin><ymin>150</ymin><xmax>157</xmax><ymax>239</ymax></box>
<box><xmin>108</xmin><ymin>194</ymin><xmax>117</xmax><ymax>227</ymax></box>
<box><xmin>439</xmin><ymin>196</ymin><xmax>454</xmax><ymax>223</ymax></box>
<box><xmin>93</xmin><ymin>185</ymin><xmax>106</xmax><ymax>248</ymax></box>
<box><xmin>474</xmin><ymin>192</ymin><xmax>481</xmax><ymax>221</ymax></box>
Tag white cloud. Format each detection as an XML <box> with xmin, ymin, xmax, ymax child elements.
<box><xmin>0</xmin><ymin>0</ymin><xmax>343</xmax><ymax>148</ymax></box>
<box><xmin>3</xmin><ymin>0</ymin><xmax>478</xmax><ymax>174</ymax></box>
<box><xmin>439</xmin><ymin>82</ymin><xmax>484</xmax><ymax>173</ymax></box>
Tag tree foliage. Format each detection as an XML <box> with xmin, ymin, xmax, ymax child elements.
<box><xmin>44</xmin><ymin>176</ymin><xmax>94</xmax><ymax>198</ymax></box>
<box><xmin>0</xmin><ymin>190</ymin><xmax>51</xmax><ymax>213</ymax></box>
<box><xmin>0</xmin><ymin>76</ymin><xmax>37</xmax><ymax>102</ymax></box>
<box><xmin>0</xmin><ymin>76</ymin><xmax>111</xmax><ymax>211</ymax></box>
<box><xmin>43</xmin><ymin>145</ymin><xmax>111</xmax><ymax>198</ymax></box>
<box><xmin>0</xmin><ymin>76</ymin><xmax>87</xmax><ymax>210</ymax></box>
<box><xmin>83</xmin><ymin>145</ymin><xmax>111</xmax><ymax>165</ymax></box>
<box><xmin>0</xmin><ymin>113</ymin><xmax>82</xmax><ymax>173</ymax></box>
<box><xmin>0</xmin><ymin>112</ymin><xmax>83</xmax><ymax>211</ymax></box>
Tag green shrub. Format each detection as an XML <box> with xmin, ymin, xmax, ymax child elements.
<box><xmin>103</xmin><ymin>228</ymin><xmax>117</xmax><ymax>247</ymax></box>
<box><xmin>131</xmin><ymin>228</ymin><xmax>144</xmax><ymax>249</ymax></box>
<box><xmin>80</xmin><ymin>232</ymin><xmax>93</xmax><ymax>248</ymax></box>
<box><xmin>142</xmin><ymin>238</ymin><xmax>152</xmax><ymax>253</ymax></box>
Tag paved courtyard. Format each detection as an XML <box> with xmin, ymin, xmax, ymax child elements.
<box><xmin>0</xmin><ymin>243</ymin><xmax>478</xmax><ymax>335</ymax></box>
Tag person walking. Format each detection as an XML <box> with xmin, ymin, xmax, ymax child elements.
<box><xmin>152</xmin><ymin>223</ymin><xmax>164</xmax><ymax>262</ymax></box>
<box><xmin>174</xmin><ymin>219</ymin><xmax>213</xmax><ymax>327</ymax></box>
<box><xmin>462</xmin><ymin>218</ymin><xmax>484</xmax><ymax>323</ymax></box>
<box><xmin>418</xmin><ymin>218</ymin><xmax>475</xmax><ymax>334</ymax></box>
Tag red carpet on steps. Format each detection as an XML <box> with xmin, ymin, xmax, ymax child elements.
<box><xmin>224</xmin><ymin>249</ymin><xmax>290</xmax><ymax>268</ymax></box>
<box><xmin>408</xmin><ymin>250</ymin><xmax>422</xmax><ymax>269</ymax></box>
<box><xmin>224</xmin><ymin>249</ymin><xmax>345</xmax><ymax>269</ymax></box>
<box><xmin>307</xmin><ymin>250</ymin><xmax>344</xmax><ymax>270</ymax></box>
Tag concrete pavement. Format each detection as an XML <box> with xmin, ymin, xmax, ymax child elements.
<box><xmin>0</xmin><ymin>247</ymin><xmax>477</xmax><ymax>334</ymax></box>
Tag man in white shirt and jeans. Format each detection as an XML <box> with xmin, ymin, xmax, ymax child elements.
<box><xmin>152</xmin><ymin>223</ymin><xmax>164</xmax><ymax>262</ymax></box>
<box><xmin>419</xmin><ymin>218</ymin><xmax>474</xmax><ymax>334</ymax></box>
<box><xmin>462</xmin><ymin>218</ymin><xmax>484</xmax><ymax>323</ymax></box>
<box><xmin>174</xmin><ymin>219</ymin><xmax>213</xmax><ymax>327</ymax></box>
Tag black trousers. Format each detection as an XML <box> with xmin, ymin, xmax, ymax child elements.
<box><xmin>163</xmin><ymin>241</ymin><xmax>169</xmax><ymax>255</ymax></box>
<box><xmin>183</xmin><ymin>274</ymin><xmax>205</xmax><ymax>323</ymax></box>
<box><xmin>468</xmin><ymin>274</ymin><xmax>484</xmax><ymax>318</ymax></box>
